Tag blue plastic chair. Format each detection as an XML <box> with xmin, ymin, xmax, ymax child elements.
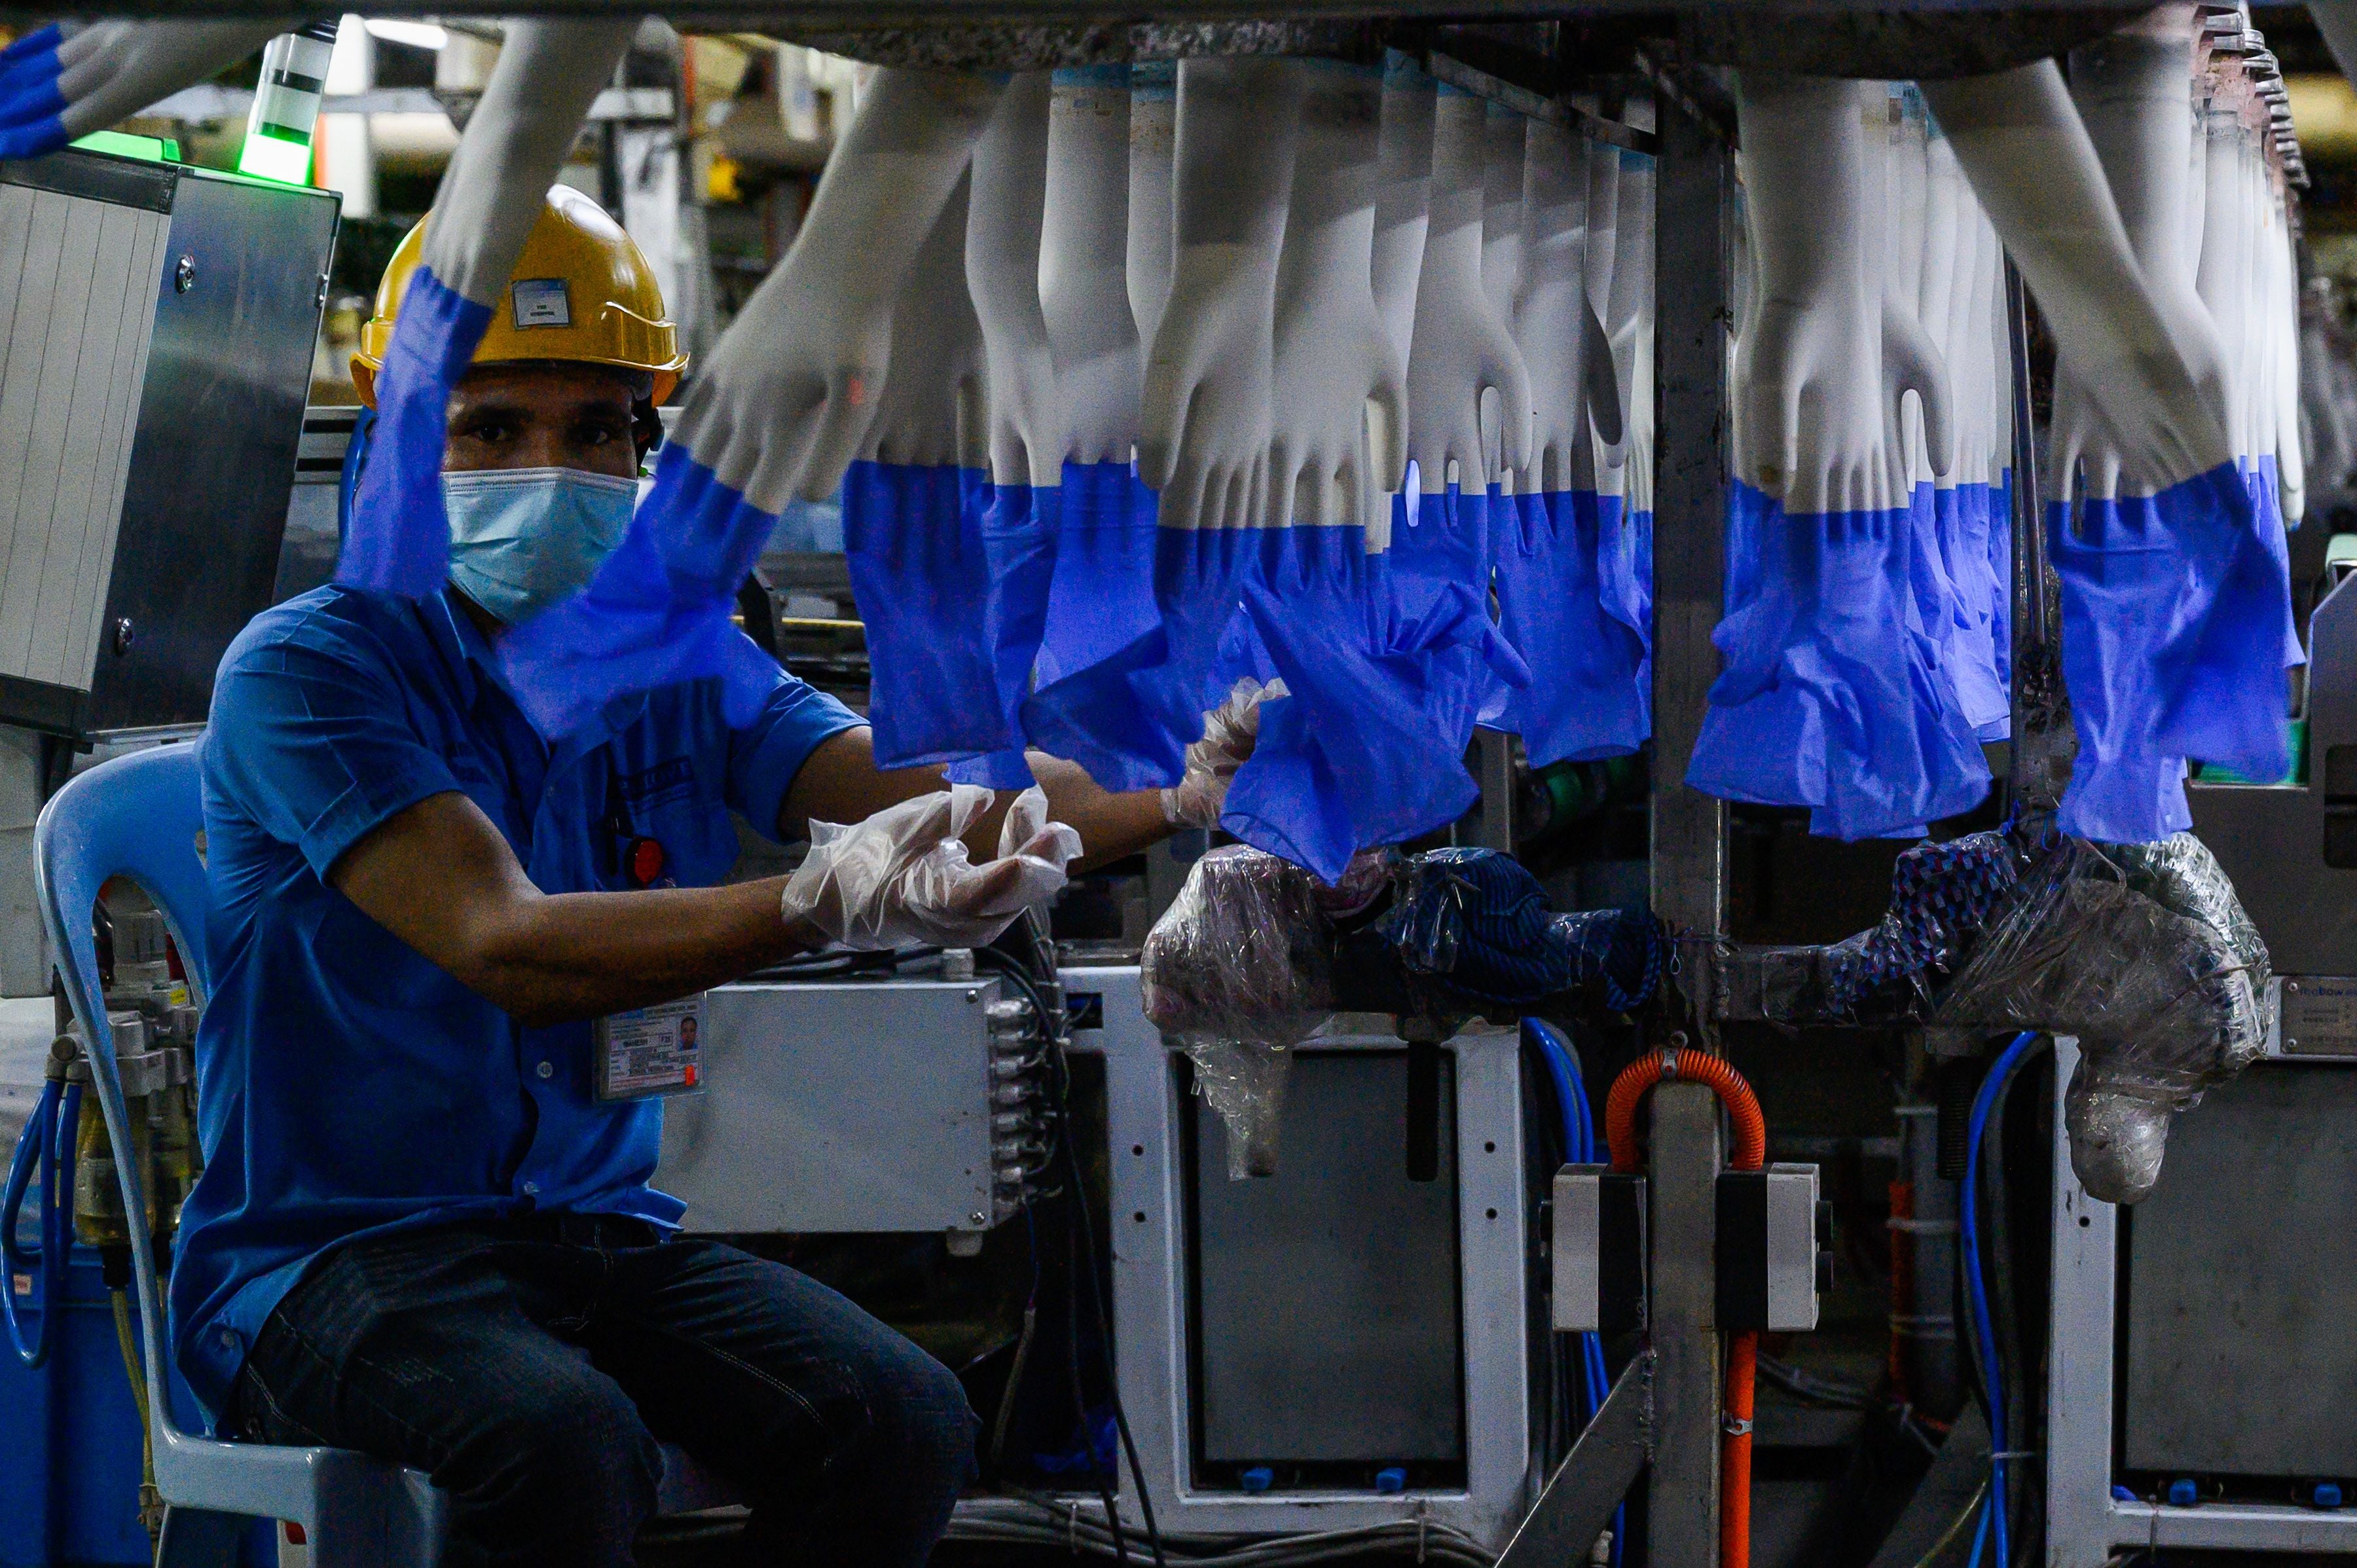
<box><xmin>35</xmin><ymin>742</ymin><xmax>733</xmax><ymax>1567</ymax></box>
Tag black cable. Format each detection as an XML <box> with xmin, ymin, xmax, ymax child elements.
<box><xmin>975</xmin><ymin>936</ymin><xmax>1169</xmax><ymax>1568</ymax></box>
<box><xmin>1067</xmin><ymin>1174</ymin><xmax>1131</xmax><ymax>1563</ymax></box>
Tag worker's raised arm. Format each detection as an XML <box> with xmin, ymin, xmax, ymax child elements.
<box><xmin>330</xmin><ymin>792</ymin><xmax>810</xmax><ymax>1028</ymax></box>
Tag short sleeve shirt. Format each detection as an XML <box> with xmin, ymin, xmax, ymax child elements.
<box><xmin>169</xmin><ymin>585</ymin><xmax>861</xmax><ymax>1416</ymax></box>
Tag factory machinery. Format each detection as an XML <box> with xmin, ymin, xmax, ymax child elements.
<box><xmin>0</xmin><ymin>2</ymin><xmax>2347</xmax><ymax>1567</ymax></box>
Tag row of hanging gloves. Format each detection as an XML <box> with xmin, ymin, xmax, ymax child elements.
<box><xmin>839</xmin><ymin>55</ymin><xmax>1659</xmax><ymax>882</ymax></box>
<box><xmin>1696</xmin><ymin>2</ymin><xmax>2304</xmax><ymax>848</ymax></box>
<box><xmin>0</xmin><ymin>22</ymin><xmax>1664</xmax><ymax>884</ymax></box>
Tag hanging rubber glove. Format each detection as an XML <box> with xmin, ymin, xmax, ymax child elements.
<box><xmin>1495</xmin><ymin>117</ymin><xmax>1642</xmax><ymax>765</ymax></box>
<box><xmin>0</xmin><ymin>19</ymin><xmax>284</xmax><ymax>159</ymax></box>
<box><xmin>1405</xmin><ymin>82</ymin><xmax>1534</xmax><ymax>511</ymax></box>
<box><xmin>1029</xmin><ymin>60</ymin><xmax>1303</xmax><ymax>790</ymax></box>
<box><xmin>1224</xmin><ymin>536</ymin><xmax>1531</xmax><ymax>883</ymax></box>
<box><xmin>1160</xmin><ymin>678</ymin><xmax>1275</xmax><ymax>830</ymax></box>
<box><xmin>1265</xmin><ymin>60</ymin><xmax>1406</xmax><ymax>533</ymax></box>
<box><xmin>338</xmin><ymin>20</ymin><xmax>636</xmax><ymax>601</ymax></box>
<box><xmin>839</xmin><ymin>174</ymin><xmax>1021</xmax><ymax>784</ymax></box>
<box><xmin>963</xmin><ymin>72</ymin><xmax>1067</xmax><ymax>788</ymax></box>
<box><xmin>1029</xmin><ymin>66</ymin><xmax>1161</xmax><ymax>766</ymax></box>
<box><xmin>2164</xmin><ymin>54</ymin><xmax>2298</xmax><ymax>782</ymax></box>
<box><xmin>1230</xmin><ymin>62</ymin><xmax>1518</xmax><ymax>875</ymax></box>
<box><xmin>780</xmin><ymin>785</ymin><xmax>1081</xmax><ymax>951</ymax></box>
<box><xmin>1372</xmin><ymin>52</ymin><xmax>1435</xmax><ymax>388</ymax></box>
<box><xmin>498</xmin><ymin>68</ymin><xmax>1006</xmax><ymax>738</ymax></box>
<box><xmin>1599</xmin><ymin>134</ymin><xmax>1657</xmax><ymax>742</ymax></box>
<box><xmin>1371</xmin><ymin>50</ymin><xmax>1435</xmax><ymax>556</ymax></box>
<box><xmin>1691</xmin><ymin>71</ymin><xmax>1987</xmax><ymax>837</ymax></box>
<box><xmin>1126</xmin><ymin>62</ymin><xmax>1177</xmax><ymax>361</ymax></box>
<box><xmin>1922</xmin><ymin>60</ymin><xmax>2233</xmax><ymax>490</ymax></box>
<box><xmin>1922</xmin><ymin>116</ymin><xmax>2012</xmax><ymax>740</ymax></box>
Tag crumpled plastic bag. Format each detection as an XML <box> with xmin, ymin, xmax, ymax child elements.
<box><xmin>1932</xmin><ymin>833</ymin><xmax>2267</xmax><ymax>1203</ymax></box>
<box><xmin>1140</xmin><ymin>846</ymin><xmax>1335</xmax><ymax>1178</ymax></box>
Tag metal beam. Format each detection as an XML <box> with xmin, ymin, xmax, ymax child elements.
<box><xmin>0</xmin><ymin>1</ymin><xmax>2208</xmax><ymax>19</ymax></box>
<box><xmin>1648</xmin><ymin>1081</ymin><xmax>1725</xmax><ymax>1568</ymax></box>
<box><xmin>1495</xmin><ymin>1351</ymin><xmax>1655</xmax><ymax>1568</ymax></box>
<box><xmin>1648</xmin><ymin>67</ymin><xmax>1730</xmax><ymax>966</ymax></box>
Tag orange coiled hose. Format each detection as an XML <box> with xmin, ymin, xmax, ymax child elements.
<box><xmin>1605</xmin><ymin>1048</ymin><xmax>1768</xmax><ymax>1568</ymax></box>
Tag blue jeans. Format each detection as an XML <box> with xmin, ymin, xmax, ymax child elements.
<box><xmin>230</xmin><ymin>1214</ymin><xmax>977</xmax><ymax>1568</ymax></box>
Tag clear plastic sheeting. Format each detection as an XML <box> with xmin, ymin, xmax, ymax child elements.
<box><xmin>1932</xmin><ymin>833</ymin><xmax>2267</xmax><ymax>1203</ymax></box>
<box><xmin>1140</xmin><ymin>845</ymin><xmax>1335</xmax><ymax>1178</ymax></box>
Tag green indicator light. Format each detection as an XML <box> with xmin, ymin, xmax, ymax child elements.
<box><xmin>69</xmin><ymin>130</ymin><xmax>178</xmax><ymax>164</ymax></box>
<box><xmin>236</xmin><ymin>130</ymin><xmax>314</xmax><ymax>187</ymax></box>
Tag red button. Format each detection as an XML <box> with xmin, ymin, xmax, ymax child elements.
<box><xmin>628</xmin><ymin>837</ymin><xmax>666</xmax><ymax>888</ymax></box>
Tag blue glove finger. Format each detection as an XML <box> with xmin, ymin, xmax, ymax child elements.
<box><xmin>0</xmin><ymin>50</ymin><xmax>62</xmax><ymax>101</ymax></box>
<box><xmin>337</xmin><ymin>267</ymin><xmax>492</xmax><ymax>600</ymax></box>
<box><xmin>976</xmin><ymin>477</ymin><xmax>1059</xmax><ymax>758</ymax></box>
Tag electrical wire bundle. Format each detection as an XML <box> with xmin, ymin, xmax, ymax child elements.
<box><xmin>1959</xmin><ymin>1031</ymin><xmax>2049</xmax><ymax>1568</ymax></box>
<box><xmin>976</xmin><ymin>915</ymin><xmax>1170</xmax><ymax>1568</ymax></box>
<box><xmin>1523</xmin><ymin>1017</ymin><xmax>1624</xmax><ymax>1568</ymax></box>
<box><xmin>0</xmin><ymin>1042</ymin><xmax>80</xmax><ymax>1368</ymax></box>
<box><xmin>945</xmin><ymin>1495</ymin><xmax>1494</xmax><ymax>1565</ymax></box>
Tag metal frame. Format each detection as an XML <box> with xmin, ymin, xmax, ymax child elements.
<box><xmin>1073</xmin><ymin>965</ymin><xmax>1538</xmax><ymax>1552</ymax></box>
<box><xmin>2043</xmin><ymin>1038</ymin><xmax>2357</xmax><ymax>1561</ymax></box>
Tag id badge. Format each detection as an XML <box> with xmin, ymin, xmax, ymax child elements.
<box><xmin>593</xmin><ymin>993</ymin><xmax>706</xmax><ymax>1102</ymax></box>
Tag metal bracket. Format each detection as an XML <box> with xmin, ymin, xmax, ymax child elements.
<box><xmin>1495</xmin><ymin>1351</ymin><xmax>1656</xmax><ymax>1568</ymax></box>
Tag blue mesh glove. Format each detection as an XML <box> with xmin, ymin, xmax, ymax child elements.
<box><xmin>1387</xmin><ymin>847</ymin><xmax>1664</xmax><ymax>1009</ymax></box>
<box><xmin>1690</xmin><ymin>482</ymin><xmax>1990</xmax><ymax>838</ymax></box>
<box><xmin>1822</xmin><ymin>830</ymin><xmax>2019</xmax><ymax>1013</ymax></box>
<box><xmin>1221</xmin><ymin>528</ymin><xmax>1527</xmax><ymax>883</ymax></box>
<box><xmin>2047</xmin><ymin>464</ymin><xmax>2248</xmax><ymax>843</ymax></box>
<box><xmin>1493</xmin><ymin>488</ymin><xmax>1647</xmax><ymax>765</ymax></box>
<box><xmin>2154</xmin><ymin>460</ymin><xmax>2297</xmax><ymax>783</ymax></box>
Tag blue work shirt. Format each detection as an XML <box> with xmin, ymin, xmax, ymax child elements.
<box><xmin>170</xmin><ymin>585</ymin><xmax>862</xmax><ymax>1417</ymax></box>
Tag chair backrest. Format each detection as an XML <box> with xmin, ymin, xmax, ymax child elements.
<box><xmin>33</xmin><ymin>741</ymin><xmax>213</xmax><ymax>1452</ymax></box>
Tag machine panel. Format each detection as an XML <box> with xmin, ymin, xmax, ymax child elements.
<box><xmin>653</xmin><ymin>976</ymin><xmax>1013</xmax><ymax>1237</ymax></box>
<box><xmin>1187</xmin><ymin>1050</ymin><xmax>1467</xmax><ymax>1472</ymax></box>
<box><xmin>2121</xmin><ymin>1063</ymin><xmax>2357</xmax><ymax>1478</ymax></box>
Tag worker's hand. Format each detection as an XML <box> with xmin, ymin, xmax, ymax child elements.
<box><xmin>0</xmin><ymin>20</ymin><xmax>284</xmax><ymax>160</ymax></box>
<box><xmin>780</xmin><ymin>784</ymin><xmax>1081</xmax><ymax>951</ymax></box>
<box><xmin>1161</xmin><ymin>678</ymin><xmax>1279</xmax><ymax>831</ymax></box>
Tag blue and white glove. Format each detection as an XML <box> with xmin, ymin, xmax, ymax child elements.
<box><xmin>0</xmin><ymin>20</ymin><xmax>283</xmax><ymax>160</ymax></box>
<box><xmin>337</xmin><ymin>19</ymin><xmax>636</xmax><ymax>600</ymax></box>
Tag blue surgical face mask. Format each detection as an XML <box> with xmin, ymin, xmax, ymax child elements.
<box><xmin>443</xmin><ymin>466</ymin><xmax>639</xmax><ymax>626</ymax></box>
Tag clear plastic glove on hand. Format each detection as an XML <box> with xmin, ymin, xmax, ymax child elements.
<box><xmin>0</xmin><ymin>20</ymin><xmax>284</xmax><ymax>159</ymax></box>
<box><xmin>1161</xmin><ymin>677</ymin><xmax>1277</xmax><ymax>830</ymax></box>
<box><xmin>782</xmin><ymin>785</ymin><xmax>1082</xmax><ymax>952</ymax></box>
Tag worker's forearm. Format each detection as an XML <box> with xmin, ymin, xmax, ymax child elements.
<box><xmin>461</xmin><ymin>878</ymin><xmax>814</xmax><ymax>1028</ymax></box>
<box><xmin>1028</xmin><ymin>753</ymin><xmax>1172</xmax><ymax>871</ymax></box>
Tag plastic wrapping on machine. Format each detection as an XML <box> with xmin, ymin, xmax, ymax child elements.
<box><xmin>1931</xmin><ymin>833</ymin><xmax>2268</xmax><ymax>1203</ymax></box>
<box><xmin>1140</xmin><ymin>846</ymin><xmax>1336</xmax><ymax>1178</ymax></box>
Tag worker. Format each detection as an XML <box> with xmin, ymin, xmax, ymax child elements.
<box><xmin>168</xmin><ymin>191</ymin><xmax>1249</xmax><ymax>1568</ymax></box>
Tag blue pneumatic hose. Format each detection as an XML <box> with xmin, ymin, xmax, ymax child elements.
<box><xmin>1</xmin><ymin>1077</ymin><xmax>77</xmax><ymax>1368</ymax></box>
<box><xmin>1963</xmin><ymin>1032</ymin><xmax>2041</xmax><ymax>1568</ymax></box>
<box><xmin>1526</xmin><ymin>1017</ymin><xmax>1626</xmax><ymax>1568</ymax></box>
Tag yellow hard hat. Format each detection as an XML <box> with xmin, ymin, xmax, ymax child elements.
<box><xmin>353</xmin><ymin>184</ymin><xmax>688</xmax><ymax>408</ymax></box>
